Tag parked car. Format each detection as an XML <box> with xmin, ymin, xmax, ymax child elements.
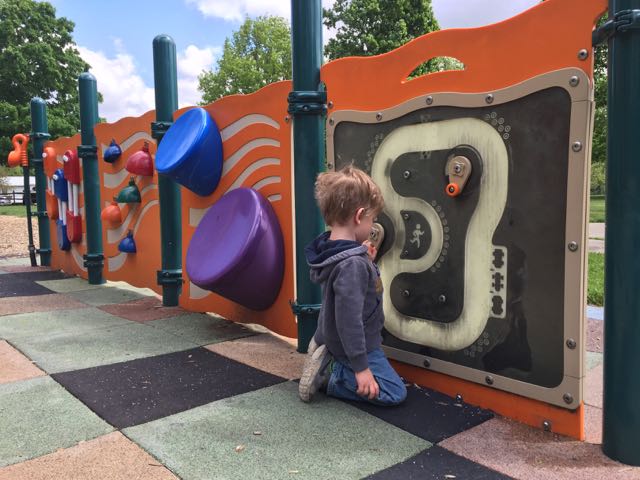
<box><xmin>0</xmin><ymin>196</ymin><xmax>12</xmax><ymax>205</ymax></box>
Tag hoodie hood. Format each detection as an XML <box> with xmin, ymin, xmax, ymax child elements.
<box><xmin>305</xmin><ymin>231</ymin><xmax>368</xmax><ymax>283</ymax></box>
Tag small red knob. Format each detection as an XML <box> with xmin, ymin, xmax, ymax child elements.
<box><xmin>446</xmin><ymin>183</ymin><xmax>461</xmax><ymax>197</ymax></box>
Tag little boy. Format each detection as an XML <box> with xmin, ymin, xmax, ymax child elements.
<box><xmin>298</xmin><ymin>165</ymin><xmax>407</xmax><ymax>405</ymax></box>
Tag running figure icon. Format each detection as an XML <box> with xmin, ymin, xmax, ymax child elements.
<box><xmin>410</xmin><ymin>224</ymin><xmax>425</xmax><ymax>249</ymax></box>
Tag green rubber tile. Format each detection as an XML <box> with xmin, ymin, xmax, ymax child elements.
<box><xmin>148</xmin><ymin>313</ymin><xmax>255</xmax><ymax>346</ymax></box>
<box><xmin>0</xmin><ymin>257</ymin><xmax>31</xmax><ymax>267</ymax></box>
<box><xmin>66</xmin><ymin>286</ymin><xmax>149</xmax><ymax>306</ymax></box>
<box><xmin>0</xmin><ymin>376</ymin><xmax>113</xmax><ymax>467</ymax></box>
<box><xmin>124</xmin><ymin>382</ymin><xmax>430</xmax><ymax>480</ymax></box>
<box><xmin>0</xmin><ymin>308</ymin><xmax>131</xmax><ymax>341</ymax></box>
<box><xmin>105</xmin><ymin>280</ymin><xmax>159</xmax><ymax>297</ymax></box>
<box><xmin>586</xmin><ymin>351</ymin><xmax>603</xmax><ymax>371</ymax></box>
<box><xmin>34</xmin><ymin>277</ymin><xmax>102</xmax><ymax>293</ymax></box>
<box><xmin>10</xmin><ymin>323</ymin><xmax>198</xmax><ymax>374</ymax></box>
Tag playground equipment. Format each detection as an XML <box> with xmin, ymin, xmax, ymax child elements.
<box><xmin>8</xmin><ymin>0</ymin><xmax>640</xmax><ymax>466</ymax></box>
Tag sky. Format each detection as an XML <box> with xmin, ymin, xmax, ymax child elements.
<box><xmin>45</xmin><ymin>0</ymin><xmax>540</xmax><ymax>122</ymax></box>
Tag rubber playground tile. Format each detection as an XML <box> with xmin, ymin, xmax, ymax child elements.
<box><xmin>0</xmin><ymin>376</ymin><xmax>112</xmax><ymax>467</ymax></box>
<box><xmin>0</xmin><ymin>340</ymin><xmax>45</xmax><ymax>385</ymax></box>
<box><xmin>439</xmin><ymin>417</ymin><xmax>640</xmax><ymax>480</ymax></box>
<box><xmin>587</xmin><ymin>318</ymin><xmax>604</xmax><ymax>353</ymax></box>
<box><xmin>585</xmin><ymin>364</ymin><xmax>603</xmax><ymax>409</ymax></box>
<box><xmin>66</xmin><ymin>286</ymin><xmax>150</xmax><ymax>306</ymax></box>
<box><xmin>586</xmin><ymin>351</ymin><xmax>603</xmax><ymax>371</ymax></box>
<box><xmin>148</xmin><ymin>312</ymin><xmax>255</xmax><ymax>346</ymax></box>
<box><xmin>11</xmin><ymin>322</ymin><xmax>197</xmax><ymax>374</ymax></box>
<box><xmin>53</xmin><ymin>347</ymin><xmax>286</xmax><ymax>429</ymax></box>
<box><xmin>34</xmin><ymin>277</ymin><xmax>102</xmax><ymax>293</ymax></box>
<box><xmin>5</xmin><ymin>270</ymin><xmax>72</xmax><ymax>281</ymax></box>
<box><xmin>98</xmin><ymin>296</ymin><xmax>188</xmax><ymax>322</ymax></box>
<box><xmin>0</xmin><ymin>256</ymin><xmax>31</xmax><ymax>267</ymax></box>
<box><xmin>345</xmin><ymin>384</ymin><xmax>494</xmax><ymax>443</ymax></box>
<box><xmin>124</xmin><ymin>381</ymin><xmax>430</xmax><ymax>480</ymax></box>
<box><xmin>366</xmin><ymin>445</ymin><xmax>511</xmax><ymax>479</ymax></box>
<box><xmin>0</xmin><ymin>432</ymin><xmax>178</xmax><ymax>480</ymax></box>
<box><xmin>206</xmin><ymin>333</ymin><xmax>306</xmax><ymax>380</ymax></box>
<box><xmin>0</xmin><ymin>307</ymin><xmax>131</xmax><ymax>341</ymax></box>
<box><xmin>0</xmin><ymin>275</ymin><xmax>54</xmax><ymax>298</ymax></box>
<box><xmin>584</xmin><ymin>404</ymin><xmax>602</xmax><ymax>445</ymax></box>
<box><xmin>105</xmin><ymin>280</ymin><xmax>160</xmax><ymax>297</ymax></box>
<box><xmin>0</xmin><ymin>293</ymin><xmax>87</xmax><ymax>317</ymax></box>
<box><xmin>0</xmin><ymin>265</ymin><xmax>51</xmax><ymax>274</ymax></box>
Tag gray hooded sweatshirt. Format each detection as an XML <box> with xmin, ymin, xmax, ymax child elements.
<box><xmin>305</xmin><ymin>232</ymin><xmax>385</xmax><ymax>372</ymax></box>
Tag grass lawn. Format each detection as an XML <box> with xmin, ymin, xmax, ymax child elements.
<box><xmin>0</xmin><ymin>205</ymin><xmax>28</xmax><ymax>217</ymax></box>
<box><xmin>590</xmin><ymin>195</ymin><xmax>605</xmax><ymax>223</ymax></box>
<box><xmin>588</xmin><ymin>252</ymin><xmax>604</xmax><ymax>306</ymax></box>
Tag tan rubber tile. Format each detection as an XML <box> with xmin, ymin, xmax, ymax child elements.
<box><xmin>0</xmin><ymin>431</ymin><xmax>177</xmax><ymax>480</ymax></box>
<box><xmin>98</xmin><ymin>296</ymin><xmax>189</xmax><ymax>323</ymax></box>
<box><xmin>440</xmin><ymin>417</ymin><xmax>640</xmax><ymax>479</ymax></box>
<box><xmin>0</xmin><ymin>294</ymin><xmax>86</xmax><ymax>317</ymax></box>
<box><xmin>587</xmin><ymin>319</ymin><xmax>604</xmax><ymax>353</ymax></box>
<box><xmin>206</xmin><ymin>333</ymin><xmax>306</xmax><ymax>380</ymax></box>
<box><xmin>585</xmin><ymin>364</ymin><xmax>603</xmax><ymax>409</ymax></box>
<box><xmin>585</xmin><ymin>405</ymin><xmax>602</xmax><ymax>445</ymax></box>
<box><xmin>0</xmin><ymin>266</ymin><xmax>52</xmax><ymax>274</ymax></box>
<box><xmin>0</xmin><ymin>340</ymin><xmax>45</xmax><ymax>385</ymax></box>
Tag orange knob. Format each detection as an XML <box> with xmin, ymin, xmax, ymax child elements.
<box><xmin>446</xmin><ymin>183</ymin><xmax>461</xmax><ymax>197</ymax></box>
<box><xmin>8</xmin><ymin>134</ymin><xmax>29</xmax><ymax>168</ymax></box>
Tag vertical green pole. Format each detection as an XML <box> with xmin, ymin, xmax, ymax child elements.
<box><xmin>152</xmin><ymin>35</ymin><xmax>182</xmax><ymax>306</ymax></box>
<box><xmin>602</xmin><ymin>0</ymin><xmax>640</xmax><ymax>466</ymax></box>
<box><xmin>290</xmin><ymin>0</ymin><xmax>326</xmax><ymax>352</ymax></box>
<box><xmin>30</xmin><ymin>98</ymin><xmax>51</xmax><ymax>266</ymax></box>
<box><xmin>78</xmin><ymin>72</ymin><xmax>104</xmax><ymax>284</ymax></box>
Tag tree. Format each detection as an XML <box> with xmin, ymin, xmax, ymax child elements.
<box><xmin>323</xmin><ymin>0</ymin><xmax>445</xmax><ymax>74</ymax></box>
<box><xmin>198</xmin><ymin>16</ymin><xmax>292</xmax><ymax>104</ymax></box>
<box><xmin>0</xmin><ymin>0</ymin><xmax>90</xmax><ymax>164</ymax></box>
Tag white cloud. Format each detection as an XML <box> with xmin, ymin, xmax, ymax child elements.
<box><xmin>78</xmin><ymin>42</ymin><xmax>155</xmax><ymax>122</ymax></box>
<box><xmin>432</xmin><ymin>0</ymin><xmax>540</xmax><ymax>29</ymax></box>
<box><xmin>177</xmin><ymin>44</ymin><xmax>221</xmax><ymax>107</ymax></box>
<box><xmin>186</xmin><ymin>0</ymin><xmax>290</xmax><ymax>22</ymax></box>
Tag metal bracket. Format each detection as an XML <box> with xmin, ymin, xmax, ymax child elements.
<box><xmin>77</xmin><ymin>144</ymin><xmax>98</xmax><ymax>159</ymax></box>
<box><xmin>31</xmin><ymin>210</ymin><xmax>48</xmax><ymax>219</ymax></box>
<box><xmin>290</xmin><ymin>300</ymin><xmax>322</xmax><ymax>316</ymax></box>
<box><xmin>287</xmin><ymin>91</ymin><xmax>327</xmax><ymax>115</ymax></box>
<box><xmin>593</xmin><ymin>9</ymin><xmax>640</xmax><ymax>46</ymax></box>
<box><xmin>29</xmin><ymin>131</ymin><xmax>51</xmax><ymax>141</ymax></box>
<box><xmin>83</xmin><ymin>253</ymin><xmax>104</xmax><ymax>269</ymax></box>
<box><xmin>30</xmin><ymin>157</ymin><xmax>43</xmax><ymax>165</ymax></box>
<box><xmin>151</xmin><ymin>121</ymin><xmax>173</xmax><ymax>141</ymax></box>
<box><xmin>157</xmin><ymin>269</ymin><xmax>183</xmax><ymax>286</ymax></box>
<box><xmin>36</xmin><ymin>248</ymin><xmax>52</xmax><ymax>255</ymax></box>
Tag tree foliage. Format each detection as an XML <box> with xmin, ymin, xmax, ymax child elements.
<box><xmin>0</xmin><ymin>0</ymin><xmax>91</xmax><ymax>164</ymax></box>
<box><xmin>198</xmin><ymin>16</ymin><xmax>292</xmax><ymax>104</ymax></box>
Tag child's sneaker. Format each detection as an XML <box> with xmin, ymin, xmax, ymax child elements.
<box><xmin>299</xmin><ymin>343</ymin><xmax>332</xmax><ymax>402</ymax></box>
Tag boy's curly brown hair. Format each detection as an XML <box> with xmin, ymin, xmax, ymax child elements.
<box><xmin>314</xmin><ymin>165</ymin><xmax>384</xmax><ymax>226</ymax></box>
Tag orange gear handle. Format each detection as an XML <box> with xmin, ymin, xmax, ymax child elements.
<box><xmin>7</xmin><ymin>134</ymin><xmax>30</xmax><ymax>168</ymax></box>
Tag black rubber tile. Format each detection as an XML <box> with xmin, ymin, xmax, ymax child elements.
<box><xmin>52</xmin><ymin>347</ymin><xmax>287</xmax><ymax>429</ymax></box>
<box><xmin>346</xmin><ymin>385</ymin><xmax>494</xmax><ymax>443</ymax></box>
<box><xmin>8</xmin><ymin>270</ymin><xmax>72</xmax><ymax>281</ymax></box>
<box><xmin>366</xmin><ymin>445</ymin><xmax>512</xmax><ymax>479</ymax></box>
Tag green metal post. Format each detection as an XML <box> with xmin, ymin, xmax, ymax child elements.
<box><xmin>602</xmin><ymin>0</ymin><xmax>640</xmax><ymax>466</ymax></box>
<box><xmin>78</xmin><ymin>72</ymin><xmax>104</xmax><ymax>284</ymax></box>
<box><xmin>152</xmin><ymin>35</ymin><xmax>182</xmax><ymax>306</ymax></box>
<box><xmin>30</xmin><ymin>98</ymin><xmax>52</xmax><ymax>266</ymax></box>
<box><xmin>290</xmin><ymin>0</ymin><xmax>326</xmax><ymax>353</ymax></box>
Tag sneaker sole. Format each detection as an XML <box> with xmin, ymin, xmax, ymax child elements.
<box><xmin>298</xmin><ymin>344</ymin><xmax>328</xmax><ymax>402</ymax></box>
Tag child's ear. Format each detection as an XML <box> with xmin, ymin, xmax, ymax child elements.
<box><xmin>355</xmin><ymin>207</ymin><xmax>365</xmax><ymax>224</ymax></box>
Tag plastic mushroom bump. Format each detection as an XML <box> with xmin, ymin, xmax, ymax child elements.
<box><xmin>101</xmin><ymin>199</ymin><xmax>123</xmax><ymax>228</ymax></box>
<box><xmin>126</xmin><ymin>142</ymin><xmax>154</xmax><ymax>176</ymax></box>
<box><xmin>116</xmin><ymin>177</ymin><xmax>141</xmax><ymax>203</ymax></box>
<box><xmin>118</xmin><ymin>231</ymin><xmax>136</xmax><ymax>253</ymax></box>
<box><xmin>104</xmin><ymin>139</ymin><xmax>122</xmax><ymax>163</ymax></box>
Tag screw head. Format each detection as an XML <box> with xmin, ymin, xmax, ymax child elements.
<box><xmin>572</xmin><ymin>141</ymin><xmax>583</xmax><ymax>152</ymax></box>
<box><xmin>485</xmin><ymin>94</ymin><xmax>494</xmax><ymax>104</ymax></box>
<box><xmin>423</xmin><ymin>358</ymin><xmax>431</xmax><ymax>368</ymax></box>
<box><xmin>402</xmin><ymin>250</ymin><xmax>409</xmax><ymax>256</ymax></box>
<box><xmin>426</xmin><ymin>96</ymin><xmax>433</xmax><ymax>105</ymax></box>
<box><xmin>438</xmin><ymin>294</ymin><xmax>447</xmax><ymax>304</ymax></box>
<box><xmin>568</xmin><ymin>241</ymin><xmax>579</xmax><ymax>252</ymax></box>
<box><xmin>402</xmin><ymin>213</ymin><xmax>410</xmax><ymax>220</ymax></box>
<box><xmin>403</xmin><ymin>170</ymin><xmax>411</xmax><ymax>179</ymax></box>
<box><xmin>542</xmin><ymin>420</ymin><xmax>552</xmax><ymax>432</ymax></box>
<box><xmin>569</xmin><ymin>76</ymin><xmax>580</xmax><ymax>87</ymax></box>
<box><xmin>578</xmin><ymin>49</ymin><xmax>589</xmax><ymax>60</ymax></box>
<box><xmin>328</xmin><ymin>101</ymin><xmax>334</xmax><ymax>108</ymax></box>
<box><xmin>284</xmin><ymin>116</ymin><xmax>290</xmax><ymax>123</ymax></box>
<box><xmin>376</xmin><ymin>112</ymin><xmax>383</xmax><ymax>121</ymax></box>
<box><xmin>566</xmin><ymin>338</ymin><xmax>577</xmax><ymax>349</ymax></box>
<box><xmin>326</xmin><ymin>163</ymin><xmax>334</xmax><ymax>170</ymax></box>
<box><xmin>485</xmin><ymin>375</ymin><xmax>494</xmax><ymax>385</ymax></box>
<box><xmin>328</xmin><ymin>118</ymin><xmax>334</xmax><ymax>126</ymax></box>
<box><xmin>402</xmin><ymin>289</ymin><xmax>410</xmax><ymax>298</ymax></box>
<box><xmin>563</xmin><ymin>393</ymin><xmax>574</xmax><ymax>404</ymax></box>
<box><xmin>455</xmin><ymin>394</ymin><xmax>463</xmax><ymax>403</ymax></box>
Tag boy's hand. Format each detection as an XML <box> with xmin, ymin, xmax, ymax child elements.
<box><xmin>363</xmin><ymin>240</ymin><xmax>377</xmax><ymax>261</ymax></box>
<box><xmin>355</xmin><ymin>368</ymin><xmax>379</xmax><ymax>400</ymax></box>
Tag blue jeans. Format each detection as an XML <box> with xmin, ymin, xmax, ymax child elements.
<box><xmin>326</xmin><ymin>348</ymin><xmax>407</xmax><ymax>406</ymax></box>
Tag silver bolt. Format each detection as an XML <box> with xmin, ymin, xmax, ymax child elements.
<box><xmin>402</xmin><ymin>250</ymin><xmax>409</xmax><ymax>257</ymax></box>
<box><xmin>578</xmin><ymin>49</ymin><xmax>589</xmax><ymax>60</ymax></box>
<box><xmin>566</xmin><ymin>338</ymin><xmax>577</xmax><ymax>349</ymax></box>
<box><xmin>438</xmin><ymin>294</ymin><xmax>447</xmax><ymax>304</ymax></box>
<box><xmin>285</xmin><ymin>116</ymin><xmax>290</xmax><ymax>123</ymax></box>
<box><xmin>426</xmin><ymin>96</ymin><xmax>433</xmax><ymax>105</ymax></box>
<box><xmin>328</xmin><ymin>118</ymin><xmax>334</xmax><ymax>126</ymax></box>
<box><xmin>423</xmin><ymin>358</ymin><xmax>431</xmax><ymax>368</ymax></box>
<box><xmin>485</xmin><ymin>94</ymin><xmax>494</xmax><ymax>104</ymax></box>
<box><xmin>542</xmin><ymin>420</ymin><xmax>552</xmax><ymax>432</ymax></box>
<box><xmin>376</xmin><ymin>112</ymin><xmax>383</xmax><ymax>121</ymax></box>
<box><xmin>402</xmin><ymin>289</ymin><xmax>410</xmax><ymax>298</ymax></box>
<box><xmin>563</xmin><ymin>393</ymin><xmax>574</xmax><ymax>404</ymax></box>
<box><xmin>403</xmin><ymin>170</ymin><xmax>411</xmax><ymax>179</ymax></box>
<box><xmin>326</xmin><ymin>163</ymin><xmax>334</xmax><ymax>170</ymax></box>
<box><xmin>572</xmin><ymin>141</ymin><xmax>583</xmax><ymax>152</ymax></box>
<box><xmin>328</xmin><ymin>101</ymin><xmax>334</xmax><ymax>108</ymax></box>
<box><xmin>485</xmin><ymin>375</ymin><xmax>494</xmax><ymax>385</ymax></box>
<box><xmin>403</xmin><ymin>213</ymin><xmax>410</xmax><ymax>220</ymax></box>
<box><xmin>568</xmin><ymin>241</ymin><xmax>579</xmax><ymax>252</ymax></box>
<box><xmin>569</xmin><ymin>76</ymin><xmax>580</xmax><ymax>87</ymax></box>
<box><xmin>455</xmin><ymin>394</ymin><xmax>463</xmax><ymax>403</ymax></box>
